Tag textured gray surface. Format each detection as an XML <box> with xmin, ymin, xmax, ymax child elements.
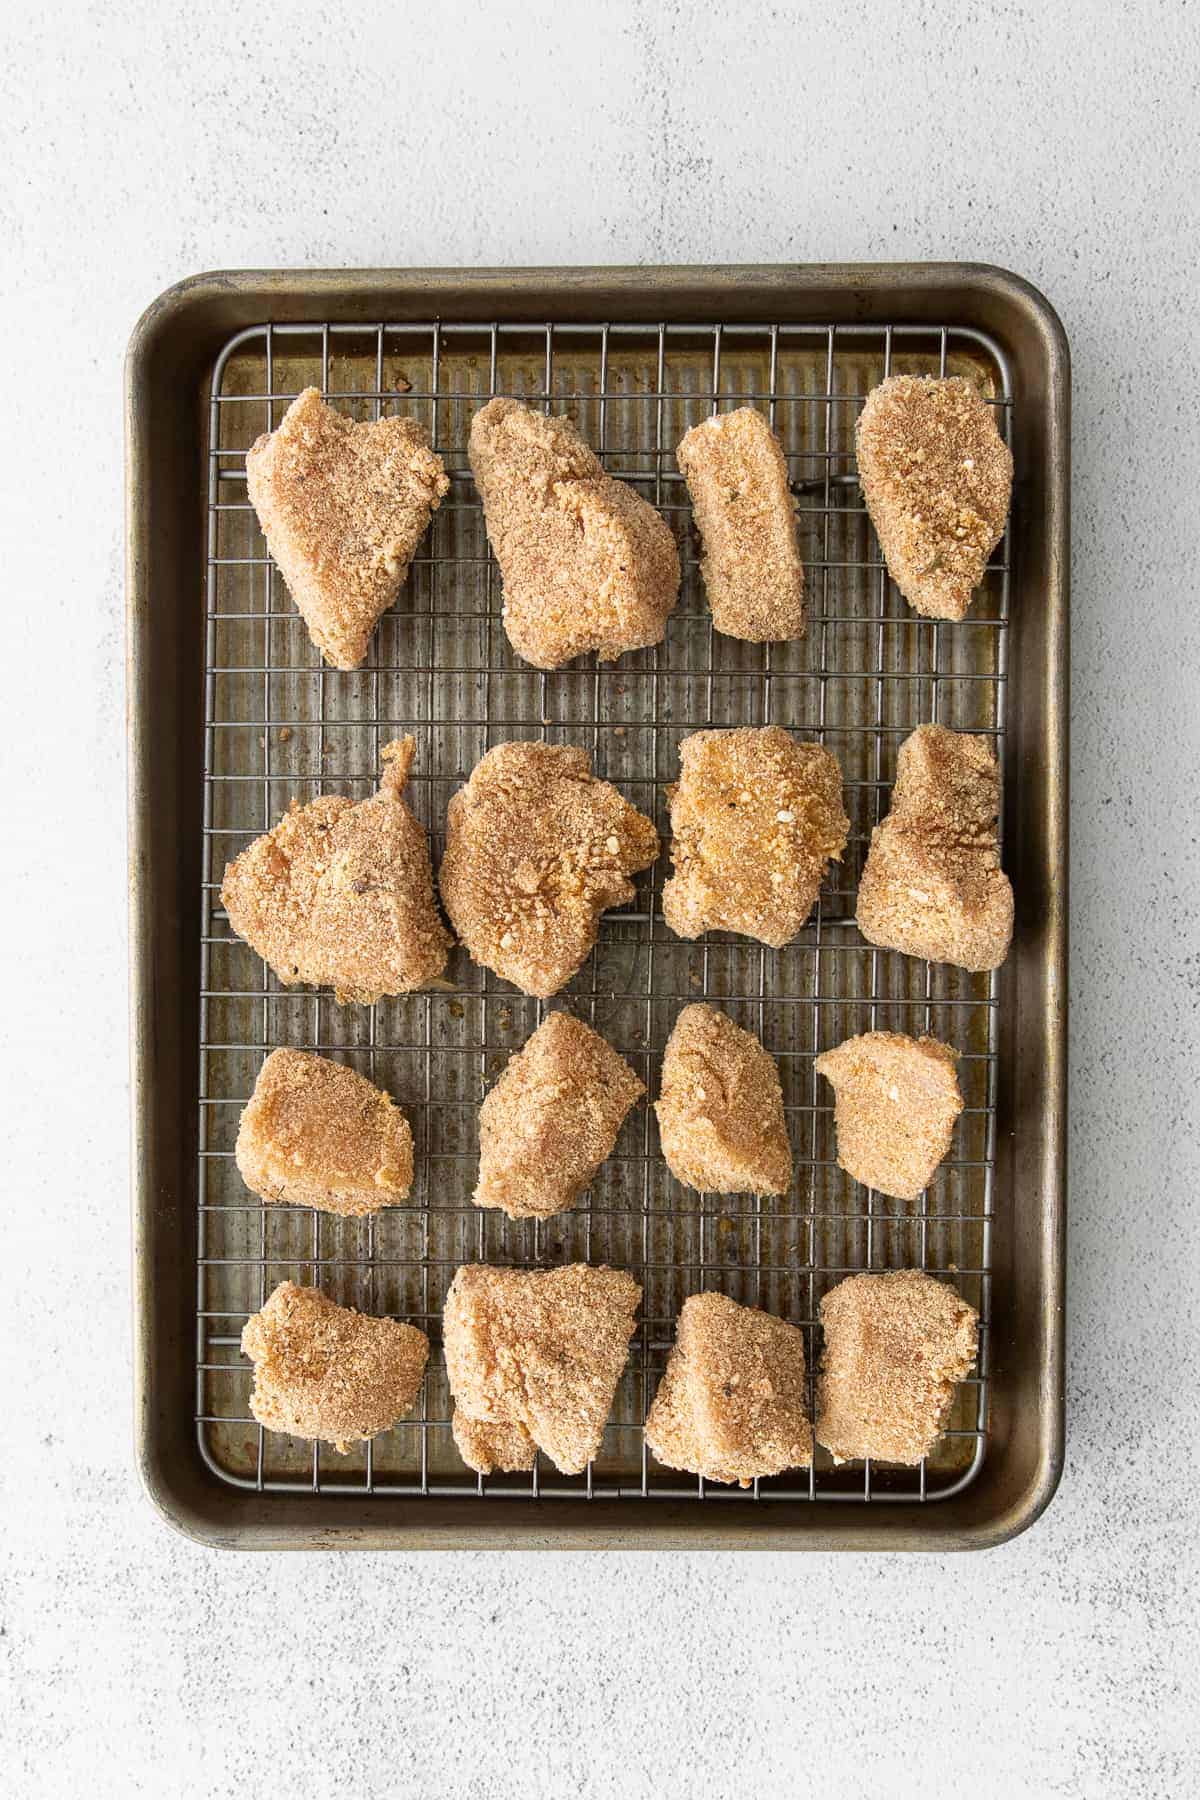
<box><xmin>2</xmin><ymin>2</ymin><xmax>1198</xmax><ymax>1794</ymax></box>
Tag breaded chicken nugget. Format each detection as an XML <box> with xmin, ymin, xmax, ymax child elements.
<box><xmin>246</xmin><ymin>388</ymin><xmax>448</xmax><ymax>669</ymax></box>
<box><xmin>815</xmin><ymin>1270</ymin><xmax>979</xmax><ymax>1465</ymax></box>
<box><xmin>855</xmin><ymin>723</ymin><xmax>1013</xmax><ymax>972</ymax></box>
<box><xmin>443</xmin><ymin>1264</ymin><xmax>641</xmax><ymax>1475</ymax></box>
<box><xmin>221</xmin><ymin>736</ymin><xmax>451</xmax><ymax>1003</ymax></box>
<box><xmin>662</xmin><ymin>727</ymin><xmax>848</xmax><ymax>948</ymax></box>
<box><xmin>656</xmin><ymin>1004</ymin><xmax>792</xmax><ymax>1196</ymax></box>
<box><xmin>474</xmin><ymin>1011</ymin><xmax>644</xmax><ymax>1220</ymax></box>
<box><xmin>439</xmin><ymin>740</ymin><xmax>658</xmax><ymax>998</ymax></box>
<box><xmin>676</xmin><ymin>407</ymin><xmax>805</xmax><ymax>641</ymax></box>
<box><xmin>469</xmin><ymin>397</ymin><xmax>680</xmax><ymax>668</ymax></box>
<box><xmin>235</xmin><ymin>1048</ymin><xmax>414</xmax><ymax>1216</ymax></box>
<box><xmin>815</xmin><ymin>1031</ymin><xmax>962</xmax><ymax>1201</ymax></box>
<box><xmin>241</xmin><ymin>1281</ymin><xmax>428</xmax><ymax>1453</ymax></box>
<box><xmin>645</xmin><ymin>1291</ymin><xmax>811</xmax><ymax>1486</ymax></box>
<box><xmin>856</xmin><ymin>375</ymin><xmax>1012</xmax><ymax>621</ymax></box>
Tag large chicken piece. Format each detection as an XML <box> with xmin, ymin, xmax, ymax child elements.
<box><xmin>655</xmin><ymin>1003</ymin><xmax>792</xmax><ymax>1197</ymax></box>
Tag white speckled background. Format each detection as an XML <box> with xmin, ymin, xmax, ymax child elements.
<box><xmin>2</xmin><ymin>1</ymin><xmax>1198</xmax><ymax>1794</ymax></box>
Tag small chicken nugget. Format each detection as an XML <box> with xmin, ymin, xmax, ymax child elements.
<box><xmin>816</xmin><ymin>1270</ymin><xmax>979</xmax><ymax>1465</ymax></box>
<box><xmin>645</xmin><ymin>1291</ymin><xmax>812</xmax><ymax>1486</ymax></box>
<box><xmin>474</xmin><ymin>1011</ymin><xmax>644</xmax><ymax>1220</ymax></box>
<box><xmin>662</xmin><ymin>727</ymin><xmax>848</xmax><ymax>948</ymax></box>
<box><xmin>656</xmin><ymin>1004</ymin><xmax>792</xmax><ymax>1196</ymax></box>
<box><xmin>855</xmin><ymin>723</ymin><xmax>1013</xmax><ymax>972</ymax></box>
<box><xmin>246</xmin><ymin>388</ymin><xmax>448</xmax><ymax>669</ymax></box>
<box><xmin>443</xmin><ymin>1264</ymin><xmax>641</xmax><ymax>1475</ymax></box>
<box><xmin>241</xmin><ymin>1282</ymin><xmax>428</xmax><ymax>1453</ymax></box>
<box><xmin>677</xmin><ymin>407</ymin><xmax>805</xmax><ymax>641</ymax></box>
<box><xmin>469</xmin><ymin>396</ymin><xmax>680</xmax><ymax>668</ymax></box>
<box><xmin>815</xmin><ymin>1031</ymin><xmax>963</xmax><ymax>1202</ymax></box>
<box><xmin>856</xmin><ymin>375</ymin><xmax>1012</xmax><ymax>621</ymax></box>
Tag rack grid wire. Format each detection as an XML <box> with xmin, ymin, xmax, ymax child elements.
<box><xmin>197</xmin><ymin>314</ymin><xmax>1011</xmax><ymax>1505</ymax></box>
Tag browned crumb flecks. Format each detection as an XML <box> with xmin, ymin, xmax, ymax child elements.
<box><xmin>815</xmin><ymin>1270</ymin><xmax>979</xmax><ymax>1465</ymax></box>
<box><xmin>443</xmin><ymin>1264</ymin><xmax>641</xmax><ymax>1475</ymax></box>
<box><xmin>235</xmin><ymin>1048</ymin><xmax>414</xmax><ymax>1216</ymax></box>
<box><xmin>645</xmin><ymin>1291</ymin><xmax>812</xmax><ymax>1486</ymax></box>
<box><xmin>676</xmin><ymin>407</ymin><xmax>806</xmax><ymax>641</ymax></box>
<box><xmin>469</xmin><ymin>397</ymin><xmax>680</xmax><ymax>669</ymax></box>
<box><xmin>474</xmin><ymin>1011</ymin><xmax>644</xmax><ymax>1220</ymax></box>
<box><xmin>221</xmin><ymin>736</ymin><xmax>452</xmax><ymax>1003</ymax></box>
<box><xmin>815</xmin><ymin>1031</ymin><xmax>963</xmax><ymax>1202</ymax></box>
<box><xmin>439</xmin><ymin>740</ymin><xmax>659</xmax><ymax>998</ymax></box>
<box><xmin>855</xmin><ymin>723</ymin><xmax>1013</xmax><ymax>972</ymax></box>
<box><xmin>662</xmin><ymin>727</ymin><xmax>848</xmax><ymax>948</ymax></box>
<box><xmin>856</xmin><ymin>375</ymin><xmax>1012</xmax><ymax>621</ymax></box>
<box><xmin>246</xmin><ymin>387</ymin><xmax>448</xmax><ymax>669</ymax></box>
<box><xmin>656</xmin><ymin>1003</ymin><xmax>792</xmax><ymax>1197</ymax></box>
<box><xmin>241</xmin><ymin>1281</ymin><xmax>428</xmax><ymax>1453</ymax></box>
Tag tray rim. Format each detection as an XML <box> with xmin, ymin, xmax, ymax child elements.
<box><xmin>127</xmin><ymin>262</ymin><xmax>1068</xmax><ymax>1551</ymax></box>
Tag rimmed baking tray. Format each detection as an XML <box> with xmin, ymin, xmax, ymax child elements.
<box><xmin>127</xmin><ymin>265</ymin><xmax>1067</xmax><ymax>1549</ymax></box>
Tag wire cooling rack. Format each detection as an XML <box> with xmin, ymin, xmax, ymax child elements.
<box><xmin>196</xmin><ymin>315</ymin><xmax>1010</xmax><ymax>1504</ymax></box>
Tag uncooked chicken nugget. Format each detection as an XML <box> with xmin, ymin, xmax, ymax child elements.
<box><xmin>235</xmin><ymin>1048</ymin><xmax>413</xmax><ymax>1216</ymax></box>
<box><xmin>246</xmin><ymin>387</ymin><xmax>448</xmax><ymax>669</ymax></box>
<box><xmin>443</xmin><ymin>1264</ymin><xmax>641</xmax><ymax>1475</ymax></box>
<box><xmin>469</xmin><ymin>396</ymin><xmax>680</xmax><ymax>668</ymax></box>
<box><xmin>221</xmin><ymin>736</ymin><xmax>451</xmax><ymax>1003</ymax></box>
<box><xmin>856</xmin><ymin>723</ymin><xmax>1013</xmax><ymax>972</ymax></box>
<box><xmin>676</xmin><ymin>407</ymin><xmax>805</xmax><ymax>641</ymax></box>
<box><xmin>856</xmin><ymin>375</ymin><xmax>1012</xmax><ymax>621</ymax></box>
<box><xmin>662</xmin><ymin>727</ymin><xmax>848</xmax><ymax>947</ymax></box>
<box><xmin>815</xmin><ymin>1270</ymin><xmax>979</xmax><ymax>1465</ymax></box>
<box><xmin>241</xmin><ymin>1281</ymin><xmax>428</xmax><ymax>1453</ymax></box>
<box><xmin>656</xmin><ymin>1004</ymin><xmax>792</xmax><ymax>1196</ymax></box>
<box><xmin>474</xmin><ymin>1011</ymin><xmax>644</xmax><ymax>1220</ymax></box>
<box><xmin>815</xmin><ymin>1031</ymin><xmax>962</xmax><ymax>1202</ymax></box>
<box><xmin>645</xmin><ymin>1292</ymin><xmax>812</xmax><ymax>1487</ymax></box>
<box><xmin>440</xmin><ymin>739</ymin><xmax>658</xmax><ymax>998</ymax></box>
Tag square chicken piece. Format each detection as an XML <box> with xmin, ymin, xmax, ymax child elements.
<box><xmin>814</xmin><ymin>1031</ymin><xmax>962</xmax><ymax>1202</ymax></box>
<box><xmin>236</xmin><ymin>1048</ymin><xmax>413</xmax><ymax>1216</ymax></box>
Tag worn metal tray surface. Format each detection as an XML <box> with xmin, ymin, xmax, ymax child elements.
<box><xmin>127</xmin><ymin>267</ymin><xmax>1067</xmax><ymax>1549</ymax></box>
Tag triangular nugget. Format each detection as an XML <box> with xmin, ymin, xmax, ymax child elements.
<box><xmin>815</xmin><ymin>1031</ymin><xmax>963</xmax><ymax>1202</ymax></box>
<box><xmin>655</xmin><ymin>1004</ymin><xmax>792</xmax><ymax>1196</ymax></box>
<box><xmin>246</xmin><ymin>387</ymin><xmax>448</xmax><ymax>669</ymax></box>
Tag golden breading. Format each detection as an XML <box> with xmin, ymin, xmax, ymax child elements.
<box><xmin>816</xmin><ymin>1270</ymin><xmax>979</xmax><ymax>1465</ymax></box>
<box><xmin>246</xmin><ymin>387</ymin><xmax>448</xmax><ymax>669</ymax></box>
<box><xmin>655</xmin><ymin>1004</ymin><xmax>792</xmax><ymax>1196</ymax></box>
<box><xmin>235</xmin><ymin>1048</ymin><xmax>414</xmax><ymax>1216</ymax></box>
<box><xmin>439</xmin><ymin>740</ymin><xmax>658</xmax><ymax>998</ymax></box>
<box><xmin>855</xmin><ymin>723</ymin><xmax>1013</xmax><ymax>972</ymax></box>
<box><xmin>474</xmin><ymin>1011</ymin><xmax>644</xmax><ymax>1220</ymax></box>
<box><xmin>662</xmin><ymin>727</ymin><xmax>848</xmax><ymax>948</ymax></box>
<box><xmin>468</xmin><ymin>397</ymin><xmax>680</xmax><ymax>668</ymax></box>
<box><xmin>676</xmin><ymin>407</ymin><xmax>805</xmax><ymax>641</ymax></box>
<box><xmin>241</xmin><ymin>1282</ymin><xmax>428</xmax><ymax>1453</ymax></box>
<box><xmin>443</xmin><ymin>1264</ymin><xmax>641</xmax><ymax>1475</ymax></box>
<box><xmin>221</xmin><ymin>736</ymin><xmax>451</xmax><ymax>1003</ymax></box>
<box><xmin>815</xmin><ymin>1031</ymin><xmax>963</xmax><ymax>1202</ymax></box>
<box><xmin>856</xmin><ymin>375</ymin><xmax>1012</xmax><ymax>621</ymax></box>
<box><xmin>645</xmin><ymin>1292</ymin><xmax>812</xmax><ymax>1487</ymax></box>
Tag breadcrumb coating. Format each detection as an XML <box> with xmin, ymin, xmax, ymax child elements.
<box><xmin>645</xmin><ymin>1291</ymin><xmax>812</xmax><ymax>1486</ymax></box>
<box><xmin>474</xmin><ymin>1011</ymin><xmax>644</xmax><ymax>1220</ymax></box>
<box><xmin>676</xmin><ymin>407</ymin><xmax>806</xmax><ymax>641</ymax></box>
<box><xmin>469</xmin><ymin>397</ymin><xmax>680</xmax><ymax>668</ymax></box>
<box><xmin>241</xmin><ymin>1282</ymin><xmax>428</xmax><ymax>1453</ymax></box>
<box><xmin>246</xmin><ymin>387</ymin><xmax>448</xmax><ymax>669</ymax></box>
<box><xmin>221</xmin><ymin>736</ymin><xmax>452</xmax><ymax>1003</ymax></box>
<box><xmin>439</xmin><ymin>740</ymin><xmax>659</xmax><ymax>998</ymax></box>
<box><xmin>855</xmin><ymin>723</ymin><xmax>1013</xmax><ymax>972</ymax></box>
<box><xmin>815</xmin><ymin>1270</ymin><xmax>979</xmax><ymax>1465</ymax></box>
<box><xmin>662</xmin><ymin>727</ymin><xmax>848</xmax><ymax>948</ymax></box>
<box><xmin>815</xmin><ymin>1031</ymin><xmax>963</xmax><ymax>1202</ymax></box>
<box><xmin>856</xmin><ymin>375</ymin><xmax>1012</xmax><ymax>621</ymax></box>
<box><xmin>235</xmin><ymin>1048</ymin><xmax>413</xmax><ymax>1216</ymax></box>
<box><xmin>443</xmin><ymin>1264</ymin><xmax>641</xmax><ymax>1475</ymax></box>
<box><xmin>656</xmin><ymin>1004</ymin><xmax>792</xmax><ymax>1196</ymax></box>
